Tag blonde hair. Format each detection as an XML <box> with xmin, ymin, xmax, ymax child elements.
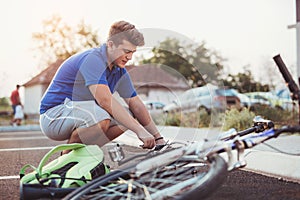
<box><xmin>108</xmin><ymin>21</ymin><xmax>145</xmax><ymax>46</ymax></box>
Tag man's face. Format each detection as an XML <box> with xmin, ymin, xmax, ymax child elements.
<box><xmin>108</xmin><ymin>40</ymin><xmax>137</xmax><ymax>68</ymax></box>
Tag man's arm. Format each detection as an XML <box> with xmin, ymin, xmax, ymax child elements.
<box><xmin>16</xmin><ymin>92</ymin><xmax>21</xmax><ymax>105</ymax></box>
<box><xmin>125</xmin><ymin>96</ymin><xmax>165</xmax><ymax>145</ymax></box>
<box><xmin>89</xmin><ymin>84</ymin><xmax>156</xmax><ymax>148</ymax></box>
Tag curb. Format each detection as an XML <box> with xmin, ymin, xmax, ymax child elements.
<box><xmin>0</xmin><ymin>125</ymin><xmax>41</xmax><ymax>132</ymax></box>
<box><xmin>243</xmin><ymin>150</ymin><xmax>300</xmax><ymax>183</ymax></box>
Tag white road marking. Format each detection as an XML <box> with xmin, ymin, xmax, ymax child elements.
<box><xmin>0</xmin><ymin>131</ymin><xmax>41</xmax><ymax>136</ymax></box>
<box><xmin>0</xmin><ymin>132</ymin><xmax>58</xmax><ymax>180</ymax></box>
<box><xmin>0</xmin><ymin>146</ymin><xmax>55</xmax><ymax>152</ymax></box>
<box><xmin>0</xmin><ymin>136</ymin><xmax>47</xmax><ymax>141</ymax></box>
<box><xmin>0</xmin><ymin>175</ymin><xmax>19</xmax><ymax>180</ymax></box>
<box><xmin>0</xmin><ymin>145</ymin><xmax>60</xmax><ymax>180</ymax></box>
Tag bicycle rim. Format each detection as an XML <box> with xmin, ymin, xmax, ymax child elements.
<box><xmin>64</xmin><ymin>154</ymin><xmax>227</xmax><ymax>200</ymax></box>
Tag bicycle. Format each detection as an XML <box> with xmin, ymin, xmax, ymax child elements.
<box><xmin>60</xmin><ymin>115</ymin><xmax>299</xmax><ymax>200</ymax></box>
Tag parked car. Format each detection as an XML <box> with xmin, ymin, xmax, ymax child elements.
<box><xmin>143</xmin><ymin>101</ymin><xmax>166</xmax><ymax>115</ymax></box>
<box><xmin>230</xmin><ymin>89</ymin><xmax>252</xmax><ymax>108</ymax></box>
<box><xmin>274</xmin><ymin>89</ymin><xmax>295</xmax><ymax>110</ymax></box>
<box><xmin>214</xmin><ymin>88</ymin><xmax>242</xmax><ymax>109</ymax></box>
<box><xmin>163</xmin><ymin>84</ymin><xmax>241</xmax><ymax>113</ymax></box>
<box><xmin>245</xmin><ymin>92</ymin><xmax>286</xmax><ymax>109</ymax></box>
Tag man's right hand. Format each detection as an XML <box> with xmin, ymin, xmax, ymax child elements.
<box><xmin>137</xmin><ymin>131</ymin><xmax>156</xmax><ymax>149</ymax></box>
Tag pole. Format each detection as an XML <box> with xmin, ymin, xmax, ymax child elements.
<box><xmin>296</xmin><ymin>0</ymin><xmax>300</xmax><ymax>86</ymax></box>
<box><xmin>296</xmin><ymin>0</ymin><xmax>300</xmax><ymax>125</ymax></box>
<box><xmin>288</xmin><ymin>0</ymin><xmax>300</xmax><ymax>124</ymax></box>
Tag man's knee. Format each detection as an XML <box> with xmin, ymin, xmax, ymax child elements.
<box><xmin>99</xmin><ymin>119</ymin><xmax>110</xmax><ymax>133</ymax></box>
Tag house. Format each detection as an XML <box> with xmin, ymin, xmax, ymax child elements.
<box><xmin>126</xmin><ymin>64</ymin><xmax>190</xmax><ymax>103</ymax></box>
<box><xmin>23</xmin><ymin>61</ymin><xmax>190</xmax><ymax>116</ymax></box>
<box><xmin>22</xmin><ymin>59</ymin><xmax>64</xmax><ymax>116</ymax></box>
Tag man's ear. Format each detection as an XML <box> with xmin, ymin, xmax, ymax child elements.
<box><xmin>107</xmin><ymin>40</ymin><xmax>114</xmax><ymax>48</ymax></box>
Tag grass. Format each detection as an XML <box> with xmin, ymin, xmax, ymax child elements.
<box><xmin>152</xmin><ymin>105</ymin><xmax>298</xmax><ymax>130</ymax></box>
<box><xmin>0</xmin><ymin>105</ymin><xmax>39</xmax><ymax>126</ymax></box>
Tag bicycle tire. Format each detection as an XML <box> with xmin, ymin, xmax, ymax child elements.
<box><xmin>63</xmin><ymin>152</ymin><xmax>228</xmax><ymax>200</ymax></box>
<box><xmin>20</xmin><ymin>183</ymin><xmax>76</xmax><ymax>200</ymax></box>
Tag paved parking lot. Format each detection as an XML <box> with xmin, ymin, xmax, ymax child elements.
<box><xmin>1</xmin><ymin>129</ymin><xmax>300</xmax><ymax>200</ymax></box>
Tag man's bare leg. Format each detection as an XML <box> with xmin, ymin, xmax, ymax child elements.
<box><xmin>104</xmin><ymin>125</ymin><xmax>127</xmax><ymax>141</ymax></box>
<box><xmin>62</xmin><ymin>119</ymin><xmax>110</xmax><ymax>154</ymax></box>
<box><xmin>62</xmin><ymin>120</ymin><xmax>127</xmax><ymax>154</ymax></box>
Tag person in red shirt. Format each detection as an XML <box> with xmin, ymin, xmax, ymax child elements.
<box><xmin>10</xmin><ymin>84</ymin><xmax>22</xmax><ymax>125</ymax></box>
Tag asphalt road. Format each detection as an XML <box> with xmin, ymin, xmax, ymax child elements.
<box><xmin>0</xmin><ymin>130</ymin><xmax>299</xmax><ymax>200</ymax></box>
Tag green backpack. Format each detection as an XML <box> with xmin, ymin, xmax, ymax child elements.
<box><xmin>20</xmin><ymin>143</ymin><xmax>110</xmax><ymax>189</ymax></box>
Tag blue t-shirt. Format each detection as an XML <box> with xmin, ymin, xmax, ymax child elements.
<box><xmin>40</xmin><ymin>44</ymin><xmax>137</xmax><ymax>114</ymax></box>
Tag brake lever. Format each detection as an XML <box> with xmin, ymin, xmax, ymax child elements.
<box><xmin>154</xmin><ymin>140</ymin><xmax>170</xmax><ymax>151</ymax></box>
<box><xmin>253</xmin><ymin>116</ymin><xmax>274</xmax><ymax>131</ymax></box>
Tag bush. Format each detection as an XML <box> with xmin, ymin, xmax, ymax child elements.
<box><xmin>198</xmin><ymin>108</ymin><xmax>211</xmax><ymax>128</ymax></box>
<box><xmin>250</xmin><ymin>104</ymin><xmax>297</xmax><ymax>126</ymax></box>
<box><xmin>222</xmin><ymin>108</ymin><xmax>255</xmax><ymax>131</ymax></box>
<box><xmin>154</xmin><ymin>105</ymin><xmax>298</xmax><ymax>130</ymax></box>
<box><xmin>0</xmin><ymin>97</ymin><xmax>10</xmax><ymax>107</ymax></box>
<box><xmin>164</xmin><ymin>112</ymin><xmax>181</xmax><ymax>126</ymax></box>
<box><xmin>160</xmin><ymin>108</ymin><xmax>221</xmax><ymax>128</ymax></box>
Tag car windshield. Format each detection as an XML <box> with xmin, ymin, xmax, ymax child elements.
<box><xmin>215</xmin><ymin>89</ymin><xmax>235</xmax><ymax>96</ymax></box>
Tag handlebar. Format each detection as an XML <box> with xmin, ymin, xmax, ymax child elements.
<box><xmin>220</xmin><ymin>116</ymin><xmax>274</xmax><ymax>141</ymax></box>
<box><xmin>274</xmin><ymin>125</ymin><xmax>300</xmax><ymax>136</ymax></box>
<box><xmin>218</xmin><ymin>116</ymin><xmax>300</xmax><ymax>153</ymax></box>
<box><xmin>235</xmin><ymin>125</ymin><xmax>300</xmax><ymax>150</ymax></box>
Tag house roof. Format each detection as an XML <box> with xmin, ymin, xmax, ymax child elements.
<box><xmin>23</xmin><ymin>59</ymin><xmax>64</xmax><ymax>87</ymax></box>
<box><xmin>126</xmin><ymin>65</ymin><xmax>190</xmax><ymax>89</ymax></box>
<box><xmin>23</xmin><ymin>60</ymin><xmax>190</xmax><ymax>90</ymax></box>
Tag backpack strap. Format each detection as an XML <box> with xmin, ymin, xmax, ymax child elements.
<box><xmin>19</xmin><ymin>164</ymin><xmax>37</xmax><ymax>179</ymax></box>
<box><xmin>36</xmin><ymin>143</ymin><xmax>86</xmax><ymax>178</ymax></box>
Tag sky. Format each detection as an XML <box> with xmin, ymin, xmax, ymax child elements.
<box><xmin>0</xmin><ymin>0</ymin><xmax>297</xmax><ymax>98</ymax></box>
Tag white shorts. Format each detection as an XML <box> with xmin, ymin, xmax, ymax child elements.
<box><xmin>40</xmin><ymin>98</ymin><xmax>112</xmax><ymax>141</ymax></box>
<box><xmin>14</xmin><ymin>105</ymin><xmax>24</xmax><ymax>119</ymax></box>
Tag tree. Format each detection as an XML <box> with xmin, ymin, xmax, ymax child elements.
<box><xmin>222</xmin><ymin>69</ymin><xmax>270</xmax><ymax>93</ymax></box>
<box><xmin>0</xmin><ymin>97</ymin><xmax>9</xmax><ymax>106</ymax></box>
<box><xmin>32</xmin><ymin>15</ymin><xmax>100</xmax><ymax>68</ymax></box>
<box><xmin>140</xmin><ymin>38</ymin><xmax>224</xmax><ymax>87</ymax></box>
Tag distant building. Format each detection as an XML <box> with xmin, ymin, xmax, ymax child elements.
<box><xmin>23</xmin><ymin>59</ymin><xmax>64</xmax><ymax>117</ymax></box>
<box><xmin>126</xmin><ymin>64</ymin><xmax>190</xmax><ymax>103</ymax></box>
<box><xmin>23</xmin><ymin>61</ymin><xmax>190</xmax><ymax>116</ymax></box>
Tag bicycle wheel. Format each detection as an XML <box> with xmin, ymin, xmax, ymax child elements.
<box><xmin>63</xmin><ymin>149</ymin><xmax>228</xmax><ymax>200</ymax></box>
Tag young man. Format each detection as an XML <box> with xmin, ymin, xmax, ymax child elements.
<box><xmin>10</xmin><ymin>85</ymin><xmax>21</xmax><ymax>114</ymax></box>
<box><xmin>40</xmin><ymin>21</ymin><xmax>165</xmax><ymax>152</ymax></box>
<box><xmin>10</xmin><ymin>84</ymin><xmax>22</xmax><ymax>125</ymax></box>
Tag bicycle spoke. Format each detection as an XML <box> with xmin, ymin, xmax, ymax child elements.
<box><xmin>87</xmin><ymin>160</ymin><xmax>208</xmax><ymax>199</ymax></box>
<box><xmin>64</xmin><ymin>153</ymin><xmax>227</xmax><ymax>200</ymax></box>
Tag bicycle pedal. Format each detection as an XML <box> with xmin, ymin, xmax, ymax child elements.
<box><xmin>233</xmin><ymin>160</ymin><xmax>247</xmax><ymax>169</ymax></box>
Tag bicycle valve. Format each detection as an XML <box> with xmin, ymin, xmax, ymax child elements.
<box><xmin>108</xmin><ymin>143</ymin><xmax>125</xmax><ymax>162</ymax></box>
